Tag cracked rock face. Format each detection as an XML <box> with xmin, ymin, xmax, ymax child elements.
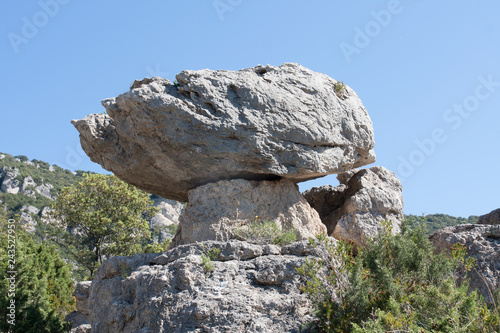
<box><xmin>72</xmin><ymin>63</ymin><xmax>375</xmax><ymax>202</ymax></box>
<box><xmin>171</xmin><ymin>179</ymin><xmax>327</xmax><ymax>247</ymax></box>
<box><xmin>430</xmin><ymin>224</ymin><xmax>500</xmax><ymax>305</ymax></box>
<box><xmin>304</xmin><ymin>166</ymin><xmax>404</xmax><ymax>246</ymax></box>
<box><xmin>87</xmin><ymin>240</ymin><xmax>333</xmax><ymax>333</ymax></box>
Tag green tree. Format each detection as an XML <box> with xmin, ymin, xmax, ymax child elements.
<box><xmin>0</xmin><ymin>208</ymin><xmax>74</xmax><ymax>332</ymax></box>
<box><xmin>50</xmin><ymin>174</ymin><xmax>158</xmax><ymax>278</ymax></box>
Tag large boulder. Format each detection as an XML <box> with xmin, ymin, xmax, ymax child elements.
<box><xmin>430</xmin><ymin>224</ymin><xmax>500</xmax><ymax>305</ymax></box>
<box><xmin>304</xmin><ymin>166</ymin><xmax>404</xmax><ymax>246</ymax></box>
<box><xmin>88</xmin><ymin>239</ymin><xmax>332</xmax><ymax>333</ymax></box>
<box><xmin>477</xmin><ymin>208</ymin><xmax>500</xmax><ymax>225</ymax></box>
<box><xmin>171</xmin><ymin>179</ymin><xmax>326</xmax><ymax>247</ymax></box>
<box><xmin>72</xmin><ymin>63</ymin><xmax>375</xmax><ymax>202</ymax></box>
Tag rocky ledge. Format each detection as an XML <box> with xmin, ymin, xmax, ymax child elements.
<box><xmin>73</xmin><ymin>240</ymin><xmax>332</xmax><ymax>333</ymax></box>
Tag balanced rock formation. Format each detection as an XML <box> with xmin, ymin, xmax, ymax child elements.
<box><xmin>72</xmin><ymin>63</ymin><xmax>375</xmax><ymax>202</ymax></box>
<box><xmin>85</xmin><ymin>239</ymin><xmax>332</xmax><ymax>333</ymax></box>
<box><xmin>304</xmin><ymin>166</ymin><xmax>404</xmax><ymax>246</ymax></box>
<box><xmin>477</xmin><ymin>208</ymin><xmax>500</xmax><ymax>225</ymax></box>
<box><xmin>171</xmin><ymin>179</ymin><xmax>326</xmax><ymax>247</ymax></box>
<box><xmin>430</xmin><ymin>224</ymin><xmax>500</xmax><ymax>304</ymax></box>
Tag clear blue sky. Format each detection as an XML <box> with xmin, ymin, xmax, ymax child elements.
<box><xmin>1</xmin><ymin>1</ymin><xmax>499</xmax><ymax>217</ymax></box>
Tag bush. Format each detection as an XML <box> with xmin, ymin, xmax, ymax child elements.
<box><xmin>233</xmin><ymin>217</ymin><xmax>297</xmax><ymax>246</ymax></box>
<box><xmin>297</xmin><ymin>220</ymin><xmax>500</xmax><ymax>332</ymax></box>
<box><xmin>0</xmin><ymin>209</ymin><xmax>74</xmax><ymax>332</ymax></box>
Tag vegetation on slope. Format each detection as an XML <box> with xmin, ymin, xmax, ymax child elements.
<box><xmin>405</xmin><ymin>214</ymin><xmax>479</xmax><ymax>234</ymax></box>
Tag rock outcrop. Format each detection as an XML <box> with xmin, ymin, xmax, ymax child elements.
<box><xmin>477</xmin><ymin>208</ymin><xmax>500</xmax><ymax>225</ymax></box>
<box><xmin>304</xmin><ymin>166</ymin><xmax>404</xmax><ymax>246</ymax></box>
<box><xmin>72</xmin><ymin>63</ymin><xmax>375</xmax><ymax>202</ymax></box>
<box><xmin>171</xmin><ymin>179</ymin><xmax>326</xmax><ymax>247</ymax></box>
<box><xmin>0</xmin><ymin>167</ymin><xmax>21</xmax><ymax>194</ymax></box>
<box><xmin>66</xmin><ymin>281</ymin><xmax>92</xmax><ymax>333</ymax></box>
<box><xmin>84</xmin><ymin>239</ymin><xmax>331</xmax><ymax>333</ymax></box>
<box><xmin>430</xmin><ymin>224</ymin><xmax>500</xmax><ymax>304</ymax></box>
<box><xmin>150</xmin><ymin>196</ymin><xmax>184</xmax><ymax>228</ymax></box>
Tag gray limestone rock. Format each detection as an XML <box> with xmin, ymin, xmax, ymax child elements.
<box><xmin>74</xmin><ymin>281</ymin><xmax>92</xmax><ymax>315</ymax></box>
<box><xmin>0</xmin><ymin>167</ymin><xmax>21</xmax><ymax>194</ymax></box>
<box><xmin>477</xmin><ymin>208</ymin><xmax>500</xmax><ymax>225</ymax></box>
<box><xmin>20</xmin><ymin>176</ymin><xmax>37</xmax><ymax>193</ymax></box>
<box><xmin>66</xmin><ymin>281</ymin><xmax>92</xmax><ymax>333</ymax></box>
<box><xmin>430</xmin><ymin>224</ymin><xmax>500</xmax><ymax>304</ymax></box>
<box><xmin>304</xmin><ymin>166</ymin><xmax>404</xmax><ymax>246</ymax></box>
<box><xmin>72</xmin><ymin>63</ymin><xmax>375</xmax><ymax>202</ymax></box>
<box><xmin>35</xmin><ymin>183</ymin><xmax>54</xmax><ymax>199</ymax></box>
<box><xmin>21</xmin><ymin>205</ymin><xmax>40</xmax><ymax>215</ymax></box>
<box><xmin>88</xmin><ymin>240</ymin><xmax>331</xmax><ymax>332</ymax></box>
<box><xmin>171</xmin><ymin>179</ymin><xmax>326</xmax><ymax>248</ymax></box>
<box><xmin>19</xmin><ymin>211</ymin><xmax>36</xmax><ymax>232</ymax></box>
<box><xmin>149</xmin><ymin>196</ymin><xmax>184</xmax><ymax>228</ymax></box>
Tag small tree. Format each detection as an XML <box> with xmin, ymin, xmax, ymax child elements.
<box><xmin>50</xmin><ymin>174</ymin><xmax>158</xmax><ymax>278</ymax></box>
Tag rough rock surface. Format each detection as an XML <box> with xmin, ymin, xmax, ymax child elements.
<box><xmin>66</xmin><ymin>281</ymin><xmax>92</xmax><ymax>332</ymax></box>
<box><xmin>477</xmin><ymin>208</ymin><xmax>500</xmax><ymax>225</ymax></box>
<box><xmin>72</xmin><ymin>63</ymin><xmax>375</xmax><ymax>202</ymax></box>
<box><xmin>87</xmin><ymin>239</ymin><xmax>332</xmax><ymax>333</ymax></box>
<box><xmin>150</xmin><ymin>196</ymin><xmax>184</xmax><ymax>228</ymax></box>
<box><xmin>430</xmin><ymin>224</ymin><xmax>500</xmax><ymax>304</ymax></box>
<box><xmin>304</xmin><ymin>166</ymin><xmax>404</xmax><ymax>246</ymax></box>
<box><xmin>0</xmin><ymin>167</ymin><xmax>21</xmax><ymax>194</ymax></box>
<box><xmin>171</xmin><ymin>179</ymin><xmax>326</xmax><ymax>247</ymax></box>
<box><xmin>35</xmin><ymin>183</ymin><xmax>54</xmax><ymax>199</ymax></box>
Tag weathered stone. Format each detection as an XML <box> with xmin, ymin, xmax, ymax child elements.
<box><xmin>304</xmin><ymin>166</ymin><xmax>404</xmax><ymax>246</ymax></box>
<box><xmin>35</xmin><ymin>183</ymin><xmax>54</xmax><ymax>199</ymax></box>
<box><xmin>88</xmin><ymin>240</ymin><xmax>331</xmax><ymax>333</ymax></box>
<box><xmin>66</xmin><ymin>311</ymin><xmax>91</xmax><ymax>333</ymax></box>
<box><xmin>20</xmin><ymin>176</ymin><xmax>37</xmax><ymax>193</ymax></box>
<box><xmin>0</xmin><ymin>167</ymin><xmax>21</xmax><ymax>194</ymax></box>
<box><xmin>171</xmin><ymin>179</ymin><xmax>326</xmax><ymax>248</ymax></box>
<box><xmin>40</xmin><ymin>206</ymin><xmax>55</xmax><ymax>224</ymax></box>
<box><xmin>477</xmin><ymin>208</ymin><xmax>500</xmax><ymax>225</ymax></box>
<box><xmin>430</xmin><ymin>224</ymin><xmax>500</xmax><ymax>304</ymax></box>
<box><xmin>149</xmin><ymin>196</ymin><xmax>184</xmax><ymax>228</ymax></box>
<box><xmin>74</xmin><ymin>281</ymin><xmax>92</xmax><ymax>315</ymax></box>
<box><xmin>19</xmin><ymin>211</ymin><xmax>37</xmax><ymax>233</ymax></box>
<box><xmin>21</xmin><ymin>205</ymin><xmax>40</xmax><ymax>215</ymax></box>
<box><xmin>72</xmin><ymin>63</ymin><xmax>375</xmax><ymax>202</ymax></box>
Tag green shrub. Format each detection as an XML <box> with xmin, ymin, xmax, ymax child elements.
<box><xmin>297</xmin><ymin>220</ymin><xmax>500</xmax><ymax>332</ymax></box>
<box><xmin>0</xmin><ymin>210</ymin><xmax>75</xmax><ymax>332</ymax></box>
<box><xmin>201</xmin><ymin>247</ymin><xmax>221</xmax><ymax>273</ymax></box>
<box><xmin>334</xmin><ymin>81</ymin><xmax>346</xmax><ymax>98</ymax></box>
<box><xmin>234</xmin><ymin>217</ymin><xmax>297</xmax><ymax>246</ymax></box>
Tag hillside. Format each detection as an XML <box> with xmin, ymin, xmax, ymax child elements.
<box><xmin>405</xmin><ymin>213</ymin><xmax>479</xmax><ymax>234</ymax></box>
<box><xmin>0</xmin><ymin>152</ymin><xmax>183</xmax><ymax>279</ymax></box>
